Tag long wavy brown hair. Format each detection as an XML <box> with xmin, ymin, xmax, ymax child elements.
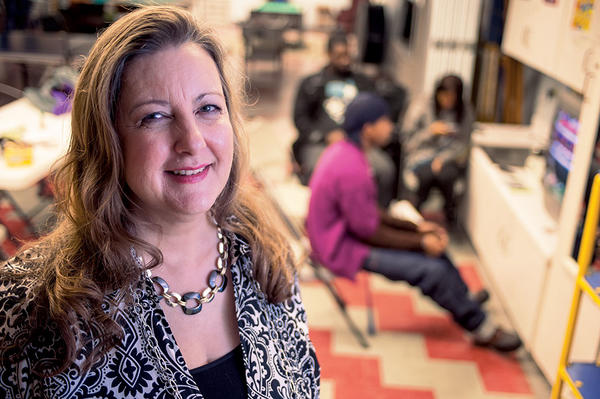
<box><xmin>1</xmin><ymin>5</ymin><xmax>295</xmax><ymax>377</ymax></box>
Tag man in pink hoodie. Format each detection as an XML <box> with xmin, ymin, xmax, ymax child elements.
<box><xmin>306</xmin><ymin>93</ymin><xmax>521</xmax><ymax>352</ymax></box>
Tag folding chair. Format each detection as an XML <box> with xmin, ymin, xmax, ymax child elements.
<box><xmin>255</xmin><ymin>173</ymin><xmax>373</xmax><ymax>348</ymax></box>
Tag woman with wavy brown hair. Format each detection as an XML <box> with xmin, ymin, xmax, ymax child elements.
<box><xmin>0</xmin><ymin>6</ymin><xmax>320</xmax><ymax>398</ymax></box>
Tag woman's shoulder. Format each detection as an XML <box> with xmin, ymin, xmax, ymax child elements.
<box><xmin>1</xmin><ymin>247</ymin><xmax>45</xmax><ymax>288</ymax></box>
<box><xmin>0</xmin><ymin>248</ymin><xmax>45</xmax><ymax>334</ymax></box>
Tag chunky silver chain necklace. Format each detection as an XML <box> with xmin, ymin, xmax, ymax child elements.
<box><xmin>134</xmin><ymin>225</ymin><xmax>229</xmax><ymax>315</ymax></box>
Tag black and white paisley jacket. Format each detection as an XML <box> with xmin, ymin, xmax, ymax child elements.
<box><xmin>0</xmin><ymin>233</ymin><xmax>320</xmax><ymax>398</ymax></box>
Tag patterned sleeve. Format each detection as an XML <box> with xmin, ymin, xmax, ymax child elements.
<box><xmin>0</xmin><ymin>256</ymin><xmax>43</xmax><ymax>398</ymax></box>
<box><xmin>287</xmin><ymin>276</ymin><xmax>321</xmax><ymax>398</ymax></box>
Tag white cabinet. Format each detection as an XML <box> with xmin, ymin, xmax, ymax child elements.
<box><xmin>466</xmin><ymin>0</ymin><xmax>600</xmax><ymax>383</ymax></box>
<box><xmin>502</xmin><ymin>0</ymin><xmax>564</xmax><ymax>81</ymax></box>
<box><xmin>466</xmin><ymin>114</ymin><xmax>600</xmax><ymax>382</ymax></box>
<box><xmin>466</xmin><ymin>146</ymin><xmax>557</xmax><ymax>347</ymax></box>
<box><xmin>503</xmin><ymin>0</ymin><xmax>600</xmax><ymax>94</ymax></box>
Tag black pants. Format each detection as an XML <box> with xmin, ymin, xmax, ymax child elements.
<box><xmin>413</xmin><ymin>160</ymin><xmax>461</xmax><ymax>221</ymax></box>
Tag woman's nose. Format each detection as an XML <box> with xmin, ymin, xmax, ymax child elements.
<box><xmin>174</xmin><ymin>115</ymin><xmax>207</xmax><ymax>154</ymax></box>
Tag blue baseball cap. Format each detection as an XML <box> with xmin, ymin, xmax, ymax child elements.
<box><xmin>343</xmin><ymin>92</ymin><xmax>390</xmax><ymax>141</ymax></box>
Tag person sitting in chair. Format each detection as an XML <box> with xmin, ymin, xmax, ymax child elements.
<box><xmin>306</xmin><ymin>92</ymin><xmax>521</xmax><ymax>352</ymax></box>
<box><xmin>292</xmin><ymin>32</ymin><xmax>396</xmax><ymax>207</ymax></box>
<box><xmin>402</xmin><ymin>74</ymin><xmax>474</xmax><ymax>225</ymax></box>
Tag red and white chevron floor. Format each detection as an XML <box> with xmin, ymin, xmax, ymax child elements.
<box><xmin>300</xmin><ymin>260</ymin><xmax>550</xmax><ymax>399</ymax></box>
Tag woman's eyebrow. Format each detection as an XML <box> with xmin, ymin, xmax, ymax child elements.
<box><xmin>193</xmin><ymin>92</ymin><xmax>224</xmax><ymax>102</ymax></box>
<box><xmin>130</xmin><ymin>92</ymin><xmax>224</xmax><ymax>112</ymax></box>
<box><xmin>130</xmin><ymin>99</ymin><xmax>169</xmax><ymax>113</ymax></box>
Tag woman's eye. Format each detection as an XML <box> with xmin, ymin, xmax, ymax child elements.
<box><xmin>140</xmin><ymin>112</ymin><xmax>166</xmax><ymax>126</ymax></box>
<box><xmin>198</xmin><ymin>104</ymin><xmax>222</xmax><ymax>114</ymax></box>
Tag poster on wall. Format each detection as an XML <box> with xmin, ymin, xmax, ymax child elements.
<box><xmin>572</xmin><ymin>0</ymin><xmax>595</xmax><ymax>30</ymax></box>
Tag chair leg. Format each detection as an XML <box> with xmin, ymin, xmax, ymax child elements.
<box><xmin>364</xmin><ymin>274</ymin><xmax>377</xmax><ymax>336</ymax></box>
<box><xmin>310</xmin><ymin>260</ymin><xmax>370</xmax><ymax>348</ymax></box>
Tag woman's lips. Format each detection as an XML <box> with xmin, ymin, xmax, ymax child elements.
<box><xmin>166</xmin><ymin>164</ymin><xmax>211</xmax><ymax>182</ymax></box>
<box><xmin>170</xmin><ymin>165</ymin><xmax>209</xmax><ymax>176</ymax></box>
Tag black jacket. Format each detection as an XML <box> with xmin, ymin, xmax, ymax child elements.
<box><xmin>292</xmin><ymin>66</ymin><xmax>374</xmax><ymax>161</ymax></box>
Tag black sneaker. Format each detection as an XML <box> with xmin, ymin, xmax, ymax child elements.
<box><xmin>473</xmin><ymin>327</ymin><xmax>522</xmax><ymax>352</ymax></box>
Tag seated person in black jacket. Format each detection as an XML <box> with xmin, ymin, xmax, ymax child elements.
<box><xmin>292</xmin><ymin>32</ymin><xmax>396</xmax><ymax>207</ymax></box>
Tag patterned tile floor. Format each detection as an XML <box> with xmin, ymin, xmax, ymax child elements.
<box><xmin>301</xmin><ymin>264</ymin><xmax>550</xmax><ymax>399</ymax></box>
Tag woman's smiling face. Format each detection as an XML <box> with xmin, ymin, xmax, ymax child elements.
<box><xmin>116</xmin><ymin>42</ymin><xmax>234</xmax><ymax>223</ymax></box>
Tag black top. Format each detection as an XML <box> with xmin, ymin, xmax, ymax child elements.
<box><xmin>189</xmin><ymin>344</ymin><xmax>247</xmax><ymax>399</ymax></box>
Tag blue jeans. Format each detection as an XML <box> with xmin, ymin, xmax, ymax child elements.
<box><xmin>363</xmin><ymin>248</ymin><xmax>485</xmax><ymax>331</ymax></box>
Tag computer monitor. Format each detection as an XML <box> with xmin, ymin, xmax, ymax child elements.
<box><xmin>543</xmin><ymin>89</ymin><xmax>582</xmax><ymax>218</ymax></box>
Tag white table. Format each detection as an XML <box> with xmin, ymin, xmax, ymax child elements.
<box><xmin>0</xmin><ymin>98</ymin><xmax>71</xmax><ymax>239</ymax></box>
<box><xmin>0</xmin><ymin>97</ymin><xmax>71</xmax><ymax>191</ymax></box>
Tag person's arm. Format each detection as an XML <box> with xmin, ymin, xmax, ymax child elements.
<box><xmin>370</xmin><ymin>209</ymin><xmax>448</xmax><ymax>250</ymax></box>
<box><xmin>401</xmin><ymin>96</ymin><xmax>432</xmax><ymax>141</ymax></box>
<box><xmin>363</xmin><ymin>222</ymin><xmax>424</xmax><ymax>251</ymax></box>
<box><xmin>364</xmin><ymin>222</ymin><xmax>448</xmax><ymax>256</ymax></box>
